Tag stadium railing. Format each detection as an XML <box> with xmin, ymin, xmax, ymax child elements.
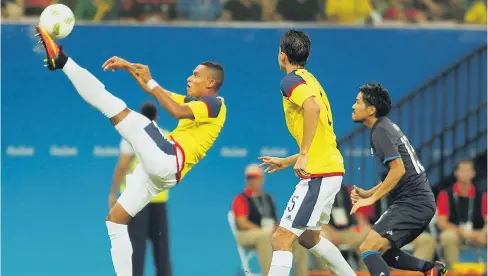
<box><xmin>337</xmin><ymin>43</ymin><xmax>487</xmax><ymax>191</ymax></box>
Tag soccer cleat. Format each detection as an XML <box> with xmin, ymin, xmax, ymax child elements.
<box><xmin>35</xmin><ymin>25</ymin><xmax>63</xmax><ymax>71</ymax></box>
<box><xmin>425</xmin><ymin>261</ymin><xmax>448</xmax><ymax>276</ymax></box>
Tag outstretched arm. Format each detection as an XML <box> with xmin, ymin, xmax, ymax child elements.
<box><xmin>128</xmin><ymin>64</ymin><xmax>195</xmax><ymax>120</ymax></box>
<box><xmin>102</xmin><ymin>56</ymin><xmax>194</xmax><ymax>119</ymax></box>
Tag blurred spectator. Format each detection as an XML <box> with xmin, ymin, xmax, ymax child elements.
<box><xmin>373</xmin><ymin>195</ymin><xmax>437</xmax><ymax>262</ymax></box>
<box><xmin>275</xmin><ymin>0</ymin><xmax>321</xmax><ymax>21</ymax></box>
<box><xmin>312</xmin><ymin>184</ymin><xmax>373</xmax><ymax>271</ymax></box>
<box><xmin>436</xmin><ymin>159</ymin><xmax>487</xmax><ymax>269</ymax></box>
<box><xmin>74</xmin><ymin>0</ymin><xmax>113</xmax><ymax>21</ymax></box>
<box><xmin>325</xmin><ymin>0</ymin><xmax>374</xmax><ymax>24</ymax></box>
<box><xmin>464</xmin><ymin>0</ymin><xmax>487</xmax><ymax>24</ymax></box>
<box><xmin>182</xmin><ymin>0</ymin><xmax>221</xmax><ymax>21</ymax></box>
<box><xmin>23</xmin><ymin>0</ymin><xmax>55</xmax><ymax>16</ymax></box>
<box><xmin>220</xmin><ymin>0</ymin><xmax>261</xmax><ymax>21</ymax></box>
<box><xmin>231</xmin><ymin>164</ymin><xmax>308</xmax><ymax>276</ymax></box>
<box><xmin>439</xmin><ymin>0</ymin><xmax>469</xmax><ymax>22</ymax></box>
<box><xmin>106</xmin><ymin>0</ymin><xmax>177</xmax><ymax>22</ymax></box>
<box><xmin>383</xmin><ymin>0</ymin><xmax>429</xmax><ymax>23</ymax></box>
<box><xmin>2</xmin><ymin>0</ymin><xmax>23</xmax><ymax>19</ymax></box>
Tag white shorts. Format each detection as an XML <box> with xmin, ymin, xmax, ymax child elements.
<box><xmin>115</xmin><ymin>112</ymin><xmax>183</xmax><ymax>217</ymax></box>
<box><xmin>117</xmin><ymin>162</ymin><xmax>177</xmax><ymax>217</ymax></box>
<box><xmin>279</xmin><ymin>176</ymin><xmax>343</xmax><ymax>237</ymax></box>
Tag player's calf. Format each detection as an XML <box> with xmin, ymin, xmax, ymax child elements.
<box><xmin>359</xmin><ymin>230</ymin><xmax>392</xmax><ymax>276</ymax></box>
<box><xmin>303</xmin><ymin>230</ymin><xmax>356</xmax><ymax>276</ymax></box>
<box><xmin>106</xmin><ymin>204</ymin><xmax>134</xmax><ymax>276</ymax></box>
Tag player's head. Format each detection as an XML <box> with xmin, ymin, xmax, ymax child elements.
<box><xmin>455</xmin><ymin>158</ymin><xmax>475</xmax><ymax>184</ymax></box>
<box><xmin>352</xmin><ymin>83</ymin><xmax>391</xmax><ymax>123</ymax></box>
<box><xmin>187</xmin><ymin>62</ymin><xmax>224</xmax><ymax>97</ymax></box>
<box><xmin>140</xmin><ymin>102</ymin><xmax>158</xmax><ymax>121</ymax></box>
<box><xmin>278</xmin><ymin>30</ymin><xmax>311</xmax><ymax>71</ymax></box>
<box><xmin>245</xmin><ymin>164</ymin><xmax>264</xmax><ymax>191</ymax></box>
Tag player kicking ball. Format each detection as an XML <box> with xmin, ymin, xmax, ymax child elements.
<box><xmin>259</xmin><ymin>30</ymin><xmax>355</xmax><ymax>276</ymax></box>
<box><xmin>350</xmin><ymin>83</ymin><xmax>447</xmax><ymax>276</ymax></box>
<box><xmin>35</xmin><ymin>26</ymin><xmax>227</xmax><ymax>276</ymax></box>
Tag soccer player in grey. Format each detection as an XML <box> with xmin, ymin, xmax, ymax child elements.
<box><xmin>349</xmin><ymin>83</ymin><xmax>447</xmax><ymax>276</ymax></box>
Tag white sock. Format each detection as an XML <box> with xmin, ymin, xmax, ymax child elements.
<box><xmin>268</xmin><ymin>251</ymin><xmax>293</xmax><ymax>276</ymax></box>
<box><xmin>309</xmin><ymin>237</ymin><xmax>356</xmax><ymax>276</ymax></box>
<box><xmin>106</xmin><ymin>221</ymin><xmax>133</xmax><ymax>276</ymax></box>
<box><xmin>62</xmin><ymin>58</ymin><xmax>127</xmax><ymax>118</ymax></box>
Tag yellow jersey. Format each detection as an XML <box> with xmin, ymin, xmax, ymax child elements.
<box><xmin>169</xmin><ymin>93</ymin><xmax>227</xmax><ymax>180</ymax></box>
<box><xmin>280</xmin><ymin>69</ymin><xmax>345</xmax><ymax>177</ymax></box>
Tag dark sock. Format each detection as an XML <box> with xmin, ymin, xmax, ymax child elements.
<box><xmin>382</xmin><ymin>248</ymin><xmax>435</xmax><ymax>272</ymax></box>
<box><xmin>57</xmin><ymin>50</ymin><xmax>68</xmax><ymax>68</ymax></box>
<box><xmin>362</xmin><ymin>250</ymin><xmax>390</xmax><ymax>276</ymax></box>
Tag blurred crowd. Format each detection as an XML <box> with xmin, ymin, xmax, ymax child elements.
<box><xmin>1</xmin><ymin>0</ymin><xmax>487</xmax><ymax>25</ymax></box>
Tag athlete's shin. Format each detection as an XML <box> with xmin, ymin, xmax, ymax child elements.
<box><xmin>268</xmin><ymin>228</ymin><xmax>296</xmax><ymax>276</ymax></box>
<box><xmin>62</xmin><ymin>57</ymin><xmax>127</xmax><ymax>118</ymax></box>
<box><xmin>308</xmin><ymin>237</ymin><xmax>356</xmax><ymax>276</ymax></box>
<box><xmin>106</xmin><ymin>221</ymin><xmax>133</xmax><ymax>276</ymax></box>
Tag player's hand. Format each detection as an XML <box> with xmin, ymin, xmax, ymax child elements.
<box><xmin>350</xmin><ymin>197</ymin><xmax>376</xmax><ymax>215</ymax></box>
<box><xmin>108</xmin><ymin>193</ymin><xmax>117</xmax><ymax>209</ymax></box>
<box><xmin>351</xmin><ymin>185</ymin><xmax>371</xmax><ymax>204</ymax></box>
<box><xmin>127</xmin><ymin>64</ymin><xmax>153</xmax><ymax>93</ymax></box>
<box><xmin>131</xmin><ymin>64</ymin><xmax>152</xmax><ymax>83</ymax></box>
<box><xmin>102</xmin><ymin>56</ymin><xmax>131</xmax><ymax>72</ymax></box>
<box><xmin>293</xmin><ymin>154</ymin><xmax>310</xmax><ymax>179</ymax></box>
<box><xmin>258</xmin><ymin>156</ymin><xmax>287</xmax><ymax>173</ymax></box>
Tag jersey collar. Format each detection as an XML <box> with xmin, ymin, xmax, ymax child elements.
<box><xmin>453</xmin><ymin>182</ymin><xmax>475</xmax><ymax>198</ymax></box>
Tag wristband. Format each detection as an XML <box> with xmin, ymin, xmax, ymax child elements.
<box><xmin>146</xmin><ymin>79</ymin><xmax>159</xmax><ymax>91</ymax></box>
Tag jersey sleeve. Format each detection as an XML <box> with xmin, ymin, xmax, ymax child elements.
<box><xmin>232</xmin><ymin>195</ymin><xmax>248</xmax><ymax>217</ymax></box>
<box><xmin>280</xmin><ymin>74</ymin><xmax>314</xmax><ymax>107</ymax></box>
<box><xmin>185</xmin><ymin>96</ymin><xmax>223</xmax><ymax>122</ymax></box>
<box><xmin>119</xmin><ymin>139</ymin><xmax>135</xmax><ymax>156</ymax></box>
<box><xmin>437</xmin><ymin>191</ymin><xmax>449</xmax><ymax>217</ymax></box>
<box><xmin>170</xmin><ymin>92</ymin><xmax>186</xmax><ymax>104</ymax></box>
<box><xmin>372</xmin><ymin>127</ymin><xmax>401</xmax><ymax>164</ymax></box>
<box><xmin>482</xmin><ymin>192</ymin><xmax>487</xmax><ymax>217</ymax></box>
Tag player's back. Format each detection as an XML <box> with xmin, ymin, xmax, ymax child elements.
<box><xmin>280</xmin><ymin>69</ymin><xmax>344</xmax><ymax>177</ymax></box>
<box><xmin>371</xmin><ymin>117</ymin><xmax>434</xmax><ymax>202</ymax></box>
<box><xmin>168</xmin><ymin>94</ymin><xmax>226</xmax><ymax>179</ymax></box>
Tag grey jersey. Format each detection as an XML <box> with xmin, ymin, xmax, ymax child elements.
<box><xmin>371</xmin><ymin>117</ymin><xmax>434</xmax><ymax>202</ymax></box>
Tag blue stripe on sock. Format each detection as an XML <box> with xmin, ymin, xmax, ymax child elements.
<box><xmin>361</xmin><ymin>250</ymin><xmax>381</xmax><ymax>259</ymax></box>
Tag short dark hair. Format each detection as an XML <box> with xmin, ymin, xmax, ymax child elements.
<box><xmin>140</xmin><ymin>102</ymin><xmax>158</xmax><ymax>121</ymax></box>
<box><xmin>457</xmin><ymin>158</ymin><xmax>474</xmax><ymax>167</ymax></box>
<box><xmin>359</xmin><ymin>83</ymin><xmax>391</xmax><ymax>118</ymax></box>
<box><xmin>200</xmin><ymin>61</ymin><xmax>224</xmax><ymax>90</ymax></box>
<box><xmin>280</xmin><ymin>30</ymin><xmax>311</xmax><ymax>67</ymax></box>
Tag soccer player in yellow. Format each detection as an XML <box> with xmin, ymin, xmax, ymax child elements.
<box><xmin>259</xmin><ymin>30</ymin><xmax>355</xmax><ymax>276</ymax></box>
<box><xmin>35</xmin><ymin>26</ymin><xmax>226</xmax><ymax>276</ymax></box>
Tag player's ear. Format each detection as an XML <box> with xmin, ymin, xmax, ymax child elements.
<box><xmin>367</xmin><ymin>105</ymin><xmax>376</xmax><ymax>117</ymax></box>
<box><xmin>207</xmin><ymin>78</ymin><xmax>216</xmax><ymax>89</ymax></box>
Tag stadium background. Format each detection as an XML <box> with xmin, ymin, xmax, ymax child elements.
<box><xmin>1</xmin><ymin>23</ymin><xmax>487</xmax><ymax>275</ymax></box>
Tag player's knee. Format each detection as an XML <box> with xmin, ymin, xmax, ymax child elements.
<box><xmin>298</xmin><ymin>230</ymin><xmax>321</xmax><ymax>249</ymax></box>
<box><xmin>359</xmin><ymin>235</ymin><xmax>390</xmax><ymax>254</ymax></box>
<box><xmin>106</xmin><ymin>203</ymin><xmax>131</xmax><ymax>225</ymax></box>
<box><xmin>271</xmin><ymin>227</ymin><xmax>297</xmax><ymax>251</ymax></box>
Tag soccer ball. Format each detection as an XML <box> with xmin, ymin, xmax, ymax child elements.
<box><xmin>38</xmin><ymin>4</ymin><xmax>75</xmax><ymax>40</ymax></box>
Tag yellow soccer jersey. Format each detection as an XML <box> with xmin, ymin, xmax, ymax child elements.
<box><xmin>280</xmin><ymin>69</ymin><xmax>345</xmax><ymax>177</ymax></box>
<box><xmin>168</xmin><ymin>93</ymin><xmax>226</xmax><ymax>180</ymax></box>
